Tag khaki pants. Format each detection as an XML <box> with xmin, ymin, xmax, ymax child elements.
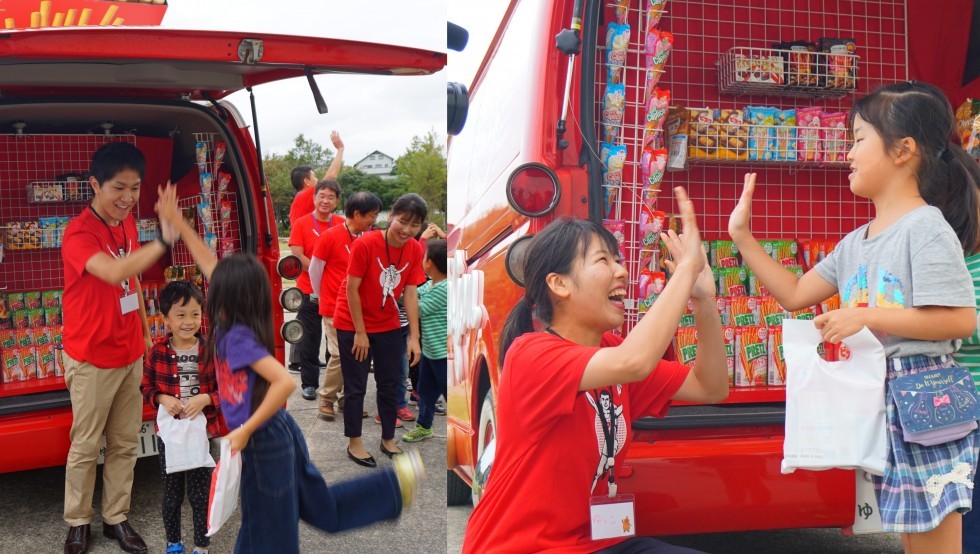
<box><xmin>318</xmin><ymin>317</ymin><xmax>344</xmax><ymax>405</ymax></box>
<box><xmin>62</xmin><ymin>352</ymin><xmax>142</xmax><ymax>526</ymax></box>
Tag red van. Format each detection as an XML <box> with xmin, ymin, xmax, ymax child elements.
<box><xmin>447</xmin><ymin>0</ymin><xmax>980</xmax><ymax>537</ymax></box>
<box><xmin>0</xmin><ymin>26</ymin><xmax>445</xmax><ymax>474</ymax></box>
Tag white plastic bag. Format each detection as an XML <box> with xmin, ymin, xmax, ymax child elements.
<box><xmin>781</xmin><ymin>320</ymin><xmax>888</xmax><ymax>476</ymax></box>
<box><xmin>156</xmin><ymin>404</ymin><xmax>215</xmax><ymax>474</ymax></box>
<box><xmin>206</xmin><ymin>437</ymin><xmax>241</xmax><ymax>537</ymax></box>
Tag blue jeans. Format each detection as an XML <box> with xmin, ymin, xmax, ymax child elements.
<box><xmin>235</xmin><ymin>410</ymin><xmax>402</xmax><ymax>553</ymax></box>
<box><xmin>965</xmin><ymin>468</ymin><xmax>980</xmax><ymax>553</ymax></box>
<box><xmin>417</xmin><ymin>356</ymin><xmax>447</xmax><ymax>429</ymax></box>
<box><xmin>397</xmin><ymin>326</ymin><xmax>409</xmax><ymax>409</ymax></box>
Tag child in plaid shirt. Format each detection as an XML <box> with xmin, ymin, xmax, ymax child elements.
<box><xmin>140</xmin><ymin>281</ymin><xmax>222</xmax><ymax>554</ymax></box>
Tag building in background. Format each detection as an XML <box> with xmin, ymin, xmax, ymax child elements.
<box><xmin>353</xmin><ymin>150</ymin><xmax>397</xmax><ymax>180</ymax></box>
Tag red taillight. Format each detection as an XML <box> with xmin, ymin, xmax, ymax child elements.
<box><xmin>506</xmin><ymin>164</ymin><xmax>560</xmax><ymax>217</ymax></box>
<box><xmin>277</xmin><ymin>255</ymin><xmax>302</xmax><ymax>280</ymax></box>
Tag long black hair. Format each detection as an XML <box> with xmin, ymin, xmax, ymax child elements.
<box><xmin>205</xmin><ymin>254</ymin><xmax>276</xmax><ymax>411</ymax></box>
<box><xmin>498</xmin><ymin>217</ymin><xmax>620</xmax><ymax>366</ymax></box>
<box><xmin>850</xmin><ymin>81</ymin><xmax>980</xmax><ymax>253</ymax></box>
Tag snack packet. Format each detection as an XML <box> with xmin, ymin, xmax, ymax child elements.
<box><xmin>744</xmin><ymin>106</ymin><xmax>776</xmax><ymax>161</ymax></box>
<box><xmin>643</xmin><ymin>88</ymin><xmax>671</xmax><ymax>150</ymax></box>
<box><xmin>217</xmin><ymin>171</ymin><xmax>232</xmax><ymax>193</ymax></box>
<box><xmin>640</xmin><ymin>147</ymin><xmax>667</xmax><ymax>206</ymax></box>
<box><xmin>603</xmin><ymin>219</ymin><xmax>627</xmax><ymax>261</ymax></box>
<box><xmin>710</xmin><ymin>240</ymin><xmax>739</xmax><ymax>268</ymax></box>
<box><xmin>735</xmin><ymin>326</ymin><xmax>768</xmax><ymax>387</ymax></box>
<box><xmin>637</xmin><ymin>270</ymin><xmax>666</xmax><ymax>313</ymax></box>
<box><xmin>15</xmin><ymin>328</ymin><xmax>33</xmax><ymax>347</ymax></box>
<box><xmin>818</xmin><ymin>38</ymin><xmax>857</xmax><ymax>89</ymax></box>
<box><xmin>204</xmin><ymin>233</ymin><xmax>219</xmax><ymax>253</ymax></box>
<box><xmin>18</xmin><ymin>347</ymin><xmax>38</xmax><ymax>380</ymax></box>
<box><xmin>214</xmin><ymin>141</ymin><xmax>227</xmax><ymax>169</ymax></box>
<box><xmin>606</xmin><ymin>23</ymin><xmax>631</xmax><ymax>85</ymax></box>
<box><xmin>221</xmin><ymin>200</ymin><xmax>234</xmax><ymax>230</ymax></box>
<box><xmin>200</xmin><ymin>172</ymin><xmax>214</xmax><ymax>195</ymax></box>
<box><xmin>0</xmin><ymin>294</ymin><xmax>7</xmax><ymax>320</ymax></box>
<box><xmin>39</xmin><ymin>217</ymin><xmax>60</xmax><ymax>248</ymax></box>
<box><xmin>197</xmin><ymin>201</ymin><xmax>214</xmax><ymax>235</ymax></box>
<box><xmin>602</xmin><ymin>82</ymin><xmax>627</xmax><ymax>143</ymax></box>
<box><xmin>195</xmin><ymin>141</ymin><xmax>208</xmax><ymax>166</ymax></box>
<box><xmin>723</xmin><ymin>326</ymin><xmax>736</xmax><ymax>385</ymax></box>
<box><xmin>688</xmin><ymin>107</ymin><xmax>719</xmax><ymax>159</ymax></box>
<box><xmin>717</xmin><ymin>267</ymin><xmax>748</xmax><ymax>297</ymax></box>
<box><xmin>716</xmin><ymin>109</ymin><xmax>749</xmax><ymax>160</ymax></box>
<box><xmin>33</xmin><ymin>327</ymin><xmax>51</xmax><ymax>348</ymax></box>
<box><xmin>768</xmin><ymin>326</ymin><xmax>786</xmax><ymax>386</ymax></box>
<box><xmin>774</xmin><ymin>109</ymin><xmax>797</xmax><ymax>161</ymax></box>
<box><xmin>639</xmin><ymin>207</ymin><xmax>666</xmax><ymax>248</ymax></box>
<box><xmin>27</xmin><ymin>309</ymin><xmax>45</xmax><ymax>328</ymax></box>
<box><xmin>37</xmin><ymin>344</ymin><xmax>57</xmax><ymax>378</ymax></box>
<box><xmin>787</xmin><ymin>306</ymin><xmax>818</xmax><ymax>320</ymax></box>
<box><xmin>11</xmin><ymin>310</ymin><xmax>29</xmax><ymax>329</ymax></box>
<box><xmin>758</xmin><ymin>296</ymin><xmax>785</xmax><ymax>327</ymax></box>
<box><xmin>715</xmin><ymin>297</ymin><xmax>731</xmax><ymax>326</ymax></box>
<box><xmin>2</xmin><ymin>349</ymin><xmax>25</xmax><ymax>382</ymax></box>
<box><xmin>645</xmin><ymin>29</ymin><xmax>673</xmax><ymax>100</ymax></box>
<box><xmin>24</xmin><ymin>291</ymin><xmax>42</xmax><ymax>310</ymax></box>
<box><xmin>6</xmin><ymin>293</ymin><xmax>24</xmax><ymax>312</ymax></box>
<box><xmin>45</xmin><ymin>307</ymin><xmax>62</xmax><ymax>326</ymax></box>
<box><xmin>49</xmin><ymin>325</ymin><xmax>63</xmax><ymax>346</ymax></box>
<box><xmin>797</xmin><ymin>107</ymin><xmax>823</xmax><ymax>162</ymax></box>
<box><xmin>820</xmin><ymin>111</ymin><xmax>848</xmax><ymax>162</ymax></box>
<box><xmin>0</xmin><ymin>329</ymin><xmax>15</xmax><ymax>349</ymax></box>
<box><xmin>664</xmin><ymin>106</ymin><xmax>689</xmax><ymax>170</ymax></box>
<box><xmin>820</xmin><ymin>294</ymin><xmax>841</xmax><ymax>314</ymax></box>
<box><xmin>42</xmin><ymin>290</ymin><xmax>61</xmax><ymax>309</ymax></box>
<box><xmin>613</xmin><ymin>0</ymin><xmax>629</xmax><ymax>24</ymax></box>
<box><xmin>601</xmin><ymin>142</ymin><xmax>627</xmax><ymax>189</ymax></box>
<box><xmin>646</xmin><ymin>0</ymin><xmax>668</xmax><ymax>29</ymax></box>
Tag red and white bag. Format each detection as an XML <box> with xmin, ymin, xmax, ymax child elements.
<box><xmin>206</xmin><ymin>437</ymin><xmax>242</xmax><ymax>537</ymax></box>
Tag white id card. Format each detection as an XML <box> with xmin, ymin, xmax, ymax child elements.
<box><xmin>120</xmin><ymin>292</ymin><xmax>140</xmax><ymax>314</ymax></box>
<box><xmin>589</xmin><ymin>494</ymin><xmax>636</xmax><ymax>540</ymax></box>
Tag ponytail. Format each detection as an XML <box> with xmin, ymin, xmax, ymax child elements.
<box><xmin>928</xmin><ymin>143</ymin><xmax>980</xmax><ymax>254</ymax></box>
<box><xmin>498</xmin><ymin>296</ymin><xmax>536</xmax><ymax>367</ymax></box>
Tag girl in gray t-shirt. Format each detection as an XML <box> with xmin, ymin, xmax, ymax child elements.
<box><xmin>729</xmin><ymin>81</ymin><xmax>980</xmax><ymax>549</ymax></box>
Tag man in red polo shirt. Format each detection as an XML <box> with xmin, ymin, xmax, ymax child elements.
<box><xmin>309</xmin><ymin>191</ymin><xmax>383</xmax><ymax>420</ymax></box>
<box><xmin>289</xmin><ymin>178</ymin><xmax>345</xmax><ymax>400</ymax></box>
<box><xmin>286</xmin><ymin>131</ymin><xmax>344</xmax><ymax>372</ymax></box>
<box><xmin>61</xmin><ymin>142</ymin><xmax>177</xmax><ymax>554</ymax></box>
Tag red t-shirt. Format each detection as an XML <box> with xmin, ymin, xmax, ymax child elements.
<box><xmin>288</xmin><ymin>212</ymin><xmax>343</xmax><ymax>294</ymax></box>
<box><xmin>311</xmin><ymin>222</ymin><xmax>357</xmax><ymax>318</ymax></box>
<box><xmin>288</xmin><ymin>186</ymin><xmax>315</xmax><ymax>226</ymax></box>
<box><xmin>61</xmin><ymin>209</ymin><xmax>145</xmax><ymax>369</ymax></box>
<box><xmin>332</xmin><ymin>230</ymin><xmax>425</xmax><ymax>334</ymax></box>
<box><xmin>462</xmin><ymin>332</ymin><xmax>690</xmax><ymax>554</ymax></box>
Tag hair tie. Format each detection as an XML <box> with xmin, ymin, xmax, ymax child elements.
<box><xmin>940</xmin><ymin>147</ymin><xmax>954</xmax><ymax>162</ymax></box>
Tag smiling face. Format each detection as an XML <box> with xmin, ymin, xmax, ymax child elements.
<box><xmin>560</xmin><ymin>235</ymin><xmax>630</xmax><ymax>333</ymax></box>
<box><xmin>314</xmin><ymin>186</ymin><xmax>339</xmax><ymax>220</ymax></box>
<box><xmin>164</xmin><ymin>296</ymin><xmax>202</xmax><ymax>346</ymax></box>
<box><xmin>847</xmin><ymin>115</ymin><xmax>897</xmax><ymax>200</ymax></box>
<box><xmin>91</xmin><ymin>169</ymin><xmax>141</xmax><ymax>225</ymax></box>
<box><xmin>386</xmin><ymin>213</ymin><xmax>423</xmax><ymax>248</ymax></box>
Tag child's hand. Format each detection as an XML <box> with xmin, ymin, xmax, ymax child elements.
<box><xmin>225</xmin><ymin>426</ymin><xmax>250</xmax><ymax>453</ymax></box>
<box><xmin>661</xmin><ymin>229</ymin><xmax>715</xmax><ymax>299</ymax></box>
<box><xmin>421</xmin><ymin>223</ymin><xmax>445</xmax><ymax>240</ymax></box>
<box><xmin>158</xmin><ymin>394</ymin><xmax>185</xmax><ymax>417</ymax></box>
<box><xmin>352</xmin><ymin>331</ymin><xmax>370</xmax><ymax>362</ymax></box>
<box><xmin>182</xmin><ymin>393</ymin><xmax>211</xmax><ymax>420</ymax></box>
<box><xmin>814</xmin><ymin>308</ymin><xmax>867</xmax><ymax>344</ymax></box>
<box><xmin>728</xmin><ymin>173</ymin><xmax>757</xmax><ymax>241</ymax></box>
<box><xmin>408</xmin><ymin>336</ymin><xmax>421</xmax><ymax>367</ymax></box>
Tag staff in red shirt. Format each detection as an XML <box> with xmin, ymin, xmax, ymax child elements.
<box><xmin>288</xmin><ymin>178</ymin><xmax>344</xmax><ymax>400</ymax></box>
<box><xmin>462</xmin><ymin>190</ymin><xmax>729</xmax><ymax>554</ymax></box>
<box><xmin>309</xmin><ymin>191</ymin><xmax>382</xmax><ymax>420</ymax></box>
<box><xmin>61</xmin><ymin>142</ymin><xmax>177</xmax><ymax>554</ymax></box>
<box><xmin>334</xmin><ymin>193</ymin><xmax>427</xmax><ymax>467</ymax></box>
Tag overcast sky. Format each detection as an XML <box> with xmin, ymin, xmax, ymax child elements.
<box><xmin>161</xmin><ymin>0</ymin><xmax>446</xmax><ymax>167</ymax></box>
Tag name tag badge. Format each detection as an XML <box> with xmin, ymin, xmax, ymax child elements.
<box><xmin>120</xmin><ymin>292</ymin><xmax>140</xmax><ymax>315</ymax></box>
<box><xmin>589</xmin><ymin>494</ymin><xmax>636</xmax><ymax>540</ymax></box>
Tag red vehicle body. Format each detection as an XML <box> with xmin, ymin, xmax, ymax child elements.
<box><xmin>447</xmin><ymin>0</ymin><xmax>980</xmax><ymax>536</ymax></box>
<box><xmin>0</xmin><ymin>26</ymin><xmax>445</xmax><ymax>474</ymax></box>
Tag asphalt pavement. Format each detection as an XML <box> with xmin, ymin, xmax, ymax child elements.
<box><xmin>0</xmin><ymin>351</ymin><xmax>447</xmax><ymax>553</ymax></box>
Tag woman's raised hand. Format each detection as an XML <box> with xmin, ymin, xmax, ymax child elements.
<box><xmin>728</xmin><ymin>173</ymin><xmax>758</xmax><ymax>241</ymax></box>
<box><xmin>662</xmin><ymin>187</ymin><xmax>714</xmax><ymax>298</ymax></box>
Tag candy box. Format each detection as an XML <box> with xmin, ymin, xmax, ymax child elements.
<box><xmin>15</xmin><ymin>328</ymin><xmax>34</xmax><ymax>347</ymax></box>
<box><xmin>37</xmin><ymin>345</ymin><xmax>57</xmax><ymax>378</ymax></box>
<box><xmin>11</xmin><ymin>310</ymin><xmax>29</xmax><ymax>329</ymax></box>
<box><xmin>49</xmin><ymin>325</ymin><xmax>63</xmax><ymax>346</ymax></box>
<box><xmin>39</xmin><ymin>217</ymin><xmax>61</xmax><ymax>248</ymax></box>
<box><xmin>44</xmin><ymin>307</ymin><xmax>62</xmax><ymax>326</ymax></box>
<box><xmin>675</xmin><ymin>327</ymin><xmax>699</xmax><ymax>368</ymax></box>
<box><xmin>758</xmin><ymin>296</ymin><xmax>785</xmax><ymax>327</ymax></box>
<box><xmin>716</xmin><ymin>109</ymin><xmax>749</xmax><ymax>160</ymax></box>
<box><xmin>717</xmin><ymin>267</ymin><xmax>748</xmax><ymax>297</ymax></box>
<box><xmin>137</xmin><ymin>219</ymin><xmax>159</xmax><ymax>243</ymax></box>
<box><xmin>6</xmin><ymin>292</ymin><xmax>25</xmax><ymax>312</ymax></box>
<box><xmin>0</xmin><ymin>293</ymin><xmax>7</xmax><ymax>320</ymax></box>
<box><xmin>820</xmin><ymin>294</ymin><xmax>841</xmax><ymax>314</ymax></box>
<box><xmin>42</xmin><ymin>290</ymin><xmax>62</xmax><ymax>308</ymax></box>
<box><xmin>679</xmin><ymin>299</ymin><xmax>696</xmax><ymax>328</ymax></box>
<box><xmin>24</xmin><ymin>291</ymin><xmax>42</xmax><ymax>310</ymax></box>
<box><xmin>723</xmin><ymin>326</ymin><xmax>736</xmax><ymax>385</ymax></box>
<box><xmin>729</xmin><ymin>296</ymin><xmax>761</xmax><ymax>326</ymax></box>
<box><xmin>27</xmin><ymin>309</ymin><xmax>45</xmax><ymax>328</ymax></box>
<box><xmin>688</xmin><ymin>107</ymin><xmax>720</xmax><ymax>159</ymax></box>
<box><xmin>0</xmin><ymin>329</ymin><xmax>16</xmax><ymax>350</ymax></box>
<box><xmin>18</xmin><ymin>347</ymin><xmax>38</xmax><ymax>380</ymax></box>
<box><xmin>33</xmin><ymin>327</ymin><xmax>51</xmax><ymax>348</ymax></box>
<box><xmin>787</xmin><ymin>306</ymin><xmax>818</xmax><ymax>320</ymax></box>
<box><xmin>716</xmin><ymin>296</ymin><xmax>731</xmax><ymax>326</ymax></box>
<box><xmin>735</xmin><ymin>326</ymin><xmax>768</xmax><ymax>387</ymax></box>
<box><xmin>2</xmin><ymin>348</ymin><xmax>25</xmax><ymax>382</ymax></box>
<box><xmin>54</xmin><ymin>347</ymin><xmax>65</xmax><ymax>377</ymax></box>
<box><xmin>818</xmin><ymin>38</ymin><xmax>857</xmax><ymax>89</ymax></box>
<box><xmin>710</xmin><ymin>240</ymin><xmax>739</xmax><ymax>268</ymax></box>
<box><xmin>768</xmin><ymin>326</ymin><xmax>786</xmax><ymax>386</ymax></box>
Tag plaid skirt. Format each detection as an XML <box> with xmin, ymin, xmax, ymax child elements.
<box><xmin>874</xmin><ymin>354</ymin><xmax>980</xmax><ymax>533</ymax></box>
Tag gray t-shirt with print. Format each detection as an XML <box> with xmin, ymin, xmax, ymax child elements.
<box><xmin>814</xmin><ymin>205</ymin><xmax>974</xmax><ymax>358</ymax></box>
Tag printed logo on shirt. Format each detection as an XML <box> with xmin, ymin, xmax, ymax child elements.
<box><xmin>842</xmin><ymin>265</ymin><xmax>905</xmax><ymax>309</ymax></box>
<box><xmin>377</xmin><ymin>257</ymin><xmax>409</xmax><ymax>309</ymax></box>
<box><xmin>586</xmin><ymin>386</ymin><xmax>627</xmax><ymax>493</ymax></box>
<box><xmin>215</xmin><ymin>356</ymin><xmax>247</xmax><ymax>407</ymax></box>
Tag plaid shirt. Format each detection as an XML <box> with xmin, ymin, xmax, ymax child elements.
<box><xmin>140</xmin><ymin>334</ymin><xmax>225</xmax><ymax>438</ymax></box>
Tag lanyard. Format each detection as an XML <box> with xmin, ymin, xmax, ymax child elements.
<box><xmin>311</xmin><ymin>212</ymin><xmax>334</xmax><ymax>237</ymax></box>
<box><xmin>89</xmin><ymin>205</ymin><xmax>132</xmax><ymax>295</ymax></box>
<box><xmin>547</xmin><ymin>327</ymin><xmax>618</xmax><ymax>496</ymax></box>
<box><xmin>383</xmin><ymin>228</ymin><xmax>405</xmax><ymax>271</ymax></box>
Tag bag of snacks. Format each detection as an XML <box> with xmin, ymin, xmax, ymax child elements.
<box><xmin>744</xmin><ymin>107</ymin><xmax>776</xmax><ymax>161</ymax></box>
<box><xmin>644</xmin><ymin>29</ymin><xmax>673</xmax><ymax>100</ymax></box>
<box><xmin>818</xmin><ymin>38</ymin><xmax>857</xmax><ymax>89</ymax></box>
<box><xmin>643</xmin><ymin>88</ymin><xmax>671</xmax><ymax>149</ymax></box>
<box><xmin>637</xmin><ymin>270</ymin><xmax>666</xmax><ymax>313</ymax></box>
<box><xmin>606</xmin><ymin>22</ymin><xmax>631</xmax><ymax>85</ymax></box>
<box><xmin>821</xmin><ymin>111</ymin><xmax>848</xmax><ymax>162</ymax></box>
<box><xmin>688</xmin><ymin>107</ymin><xmax>720</xmax><ymax>159</ymax></box>
<box><xmin>797</xmin><ymin>107</ymin><xmax>823</xmax><ymax>162</ymax></box>
<box><xmin>774</xmin><ymin>109</ymin><xmax>797</xmax><ymax>161</ymax></box>
<box><xmin>717</xmin><ymin>109</ymin><xmax>749</xmax><ymax>160</ymax></box>
<box><xmin>603</xmin><ymin>219</ymin><xmax>627</xmax><ymax>261</ymax></box>
<box><xmin>640</xmin><ymin>147</ymin><xmax>667</xmax><ymax>208</ymax></box>
<box><xmin>602</xmin><ymin>83</ymin><xmax>627</xmax><ymax>144</ymax></box>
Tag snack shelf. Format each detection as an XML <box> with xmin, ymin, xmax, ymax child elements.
<box><xmin>0</xmin><ymin>375</ymin><xmax>65</xmax><ymax>398</ymax></box>
<box><xmin>684</xmin><ymin>119</ymin><xmax>852</xmax><ymax>167</ymax></box>
<box><xmin>686</xmin><ymin>158</ymin><xmax>848</xmax><ymax>169</ymax></box>
<box><xmin>718</xmin><ymin>46</ymin><xmax>859</xmax><ymax>99</ymax></box>
<box><xmin>26</xmin><ymin>181</ymin><xmax>93</xmax><ymax>204</ymax></box>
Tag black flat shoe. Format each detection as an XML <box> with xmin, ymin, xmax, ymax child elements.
<box><xmin>347</xmin><ymin>447</ymin><xmax>377</xmax><ymax>468</ymax></box>
<box><xmin>379</xmin><ymin>442</ymin><xmax>402</xmax><ymax>458</ymax></box>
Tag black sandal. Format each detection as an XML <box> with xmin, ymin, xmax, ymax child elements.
<box><xmin>379</xmin><ymin>442</ymin><xmax>402</xmax><ymax>458</ymax></box>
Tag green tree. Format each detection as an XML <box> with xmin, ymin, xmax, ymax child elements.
<box><xmin>338</xmin><ymin>167</ymin><xmax>406</xmax><ymax>209</ymax></box>
<box><xmin>394</xmin><ymin>130</ymin><xmax>447</xmax><ymax>215</ymax></box>
<box><xmin>263</xmin><ymin>134</ymin><xmax>335</xmax><ymax>234</ymax></box>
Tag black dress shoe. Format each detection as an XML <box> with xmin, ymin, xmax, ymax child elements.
<box><xmin>379</xmin><ymin>442</ymin><xmax>402</xmax><ymax>458</ymax></box>
<box><xmin>64</xmin><ymin>524</ymin><xmax>90</xmax><ymax>554</ymax></box>
<box><xmin>302</xmin><ymin>386</ymin><xmax>317</xmax><ymax>400</ymax></box>
<box><xmin>347</xmin><ymin>447</ymin><xmax>377</xmax><ymax>468</ymax></box>
<box><xmin>102</xmin><ymin>520</ymin><xmax>148</xmax><ymax>554</ymax></box>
